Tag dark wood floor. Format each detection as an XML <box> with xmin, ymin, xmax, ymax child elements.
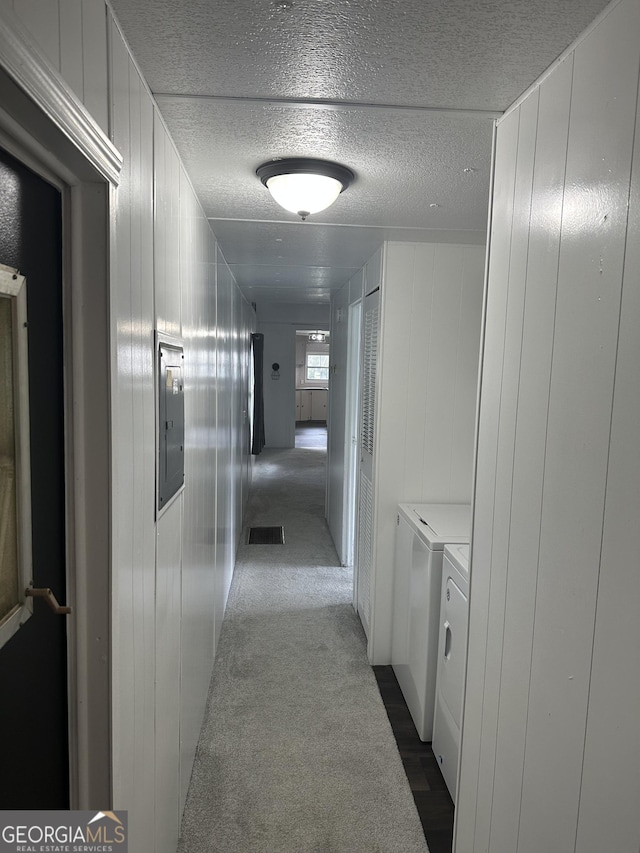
<box><xmin>295</xmin><ymin>421</ymin><xmax>327</xmax><ymax>449</ymax></box>
<box><xmin>373</xmin><ymin>665</ymin><xmax>454</xmax><ymax>853</ymax></box>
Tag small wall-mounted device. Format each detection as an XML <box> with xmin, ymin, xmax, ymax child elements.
<box><xmin>158</xmin><ymin>340</ymin><xmax>185</xmax><ymax>510</ymax></box>
<box><xmin>271</xmin><ymin>362</ymin><xmax>280</xmax><ymax>380</ymax></box>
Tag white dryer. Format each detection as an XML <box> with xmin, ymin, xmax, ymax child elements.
<box><xmin>432</xmin><ymin>542</ymin><xmax>470</xmax><ymax>803</ymax></box>
<box><xmin>391</xmin><ymin>504</ymin><xmax>471</xmax><ymax>741</ymax></box>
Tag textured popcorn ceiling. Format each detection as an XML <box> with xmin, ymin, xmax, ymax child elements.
<box><xmin>110</xmin><ymin>0</ymin><xmax>611</xmax><ymax>305</ymax></box>
<box><xmin>154</xmin><ymin>98</ymin><xmax>493</xmax><ymax>228</ymax></box>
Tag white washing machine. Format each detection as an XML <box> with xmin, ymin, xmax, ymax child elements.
<box><xmin>391</xmin><ymin>504</ymin><xmax>471</xmax><ymax>741</ymax></box>
<box><xmin>432</xmin><ymin>542</ymin><xmax>470</xmax><ymax>803</ymax></box>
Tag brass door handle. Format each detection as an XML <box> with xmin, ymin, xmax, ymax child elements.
<box><xmin>26</xmin><ymin>587</ymin><xmax>72</xmax><ymax>615</ymax></box>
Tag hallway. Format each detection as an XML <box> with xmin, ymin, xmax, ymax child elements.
<box><xmin>1</xmin><ymin>3</ymin><xmax>638</xmax><ymax>849</ymax></box>
<box><xmin>177</xmin><ymin>445</ymin><xmax>428</xmax><ymax>852</ymax></box>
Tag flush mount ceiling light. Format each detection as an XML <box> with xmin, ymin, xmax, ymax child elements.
<box><xmin>256</xmin><ymin>158</ymin><xmax>355</xmax><ymax>221</ymax></box>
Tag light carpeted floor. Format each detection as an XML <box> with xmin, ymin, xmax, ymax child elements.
<box><xmin>178</xmin><ymin>446</ymin><xmax>429</xmax><ymax>853</ymax></box>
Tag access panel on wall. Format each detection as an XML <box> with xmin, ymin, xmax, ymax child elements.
<box><xmin>158</xmin><ymin>340</ymin><xmax>185</xmax><ymax>511</ymax></box>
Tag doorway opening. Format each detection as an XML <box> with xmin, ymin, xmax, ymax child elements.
<box><xmin>294</xmin><ymin>329</ymin><xmax>330</xmax><ymax>449</ymax></box>
<box><xmin>0</xmin><ymin>146</ymin><xmax>69</xmax><ymax>807</ymax></box>
<box><xmin>0</xmin><ymin>52</ymin><xmax>115</xmax><ymax>808</ymax></box>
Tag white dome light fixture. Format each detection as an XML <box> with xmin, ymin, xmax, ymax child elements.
<box><xmin>256</xmin><ymin>158</ymin><xmax>355</xmax><ymax>221</ymax></box>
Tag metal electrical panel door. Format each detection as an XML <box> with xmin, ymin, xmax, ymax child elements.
<box><xmin>158</xmin><ymin>343</ymin><xmax>184</xmax><ymax>511</ymax></box>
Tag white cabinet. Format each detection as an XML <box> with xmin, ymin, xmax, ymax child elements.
<box><xmin>311</xmin><ymin>389</ymin><xmax>327</xmax><ymax>420</ymax></box>
<box><xmin>296</xmin><ymin>389</ymin><xmax>310</xmax><ymax>420</ymax></box>
<box><xmin>296</xmin><ymin>389</ymin><xmax>327</xmax><ymax>422</ymax></box>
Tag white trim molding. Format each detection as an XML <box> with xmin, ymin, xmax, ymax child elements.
<box><xmin>0</xmin><ymin>264</ymin><xmax>34</xmax><ymax>653</ymax></box>
<box><xmin>0</xmin><ymin>6</ymin><xmax>122</xmax><ymax>186</ymax></box>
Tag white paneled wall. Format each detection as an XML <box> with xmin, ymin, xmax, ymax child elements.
<box><xmin>577</xmin><ymin>65</ymin><xmax>640</xmax><ymax>850</ymax></box>
<box><xmin>180</xmin><ymin>173</ymin><xmax>218</xmax><ymax>813</ymax></box>
<box><xmin>382</xmin><ymin>244</ymin><xmax>484</xmax><ymax>506</ymax></box>
<box><xmin>0</xmin><ymin>4</ymin><xmax>255</xmax><ymax>851</ymax></box>
<box><xmin>368</xmin><ymin>242</ymin><xmax>484</xmax><ymax>663</ymax></box>
<box><xmin>2</xmin><ymin>0</ymin><xmax>109</xmax><ymax>133</ymax></box>
<box><xmin>154</xmin><ymin>109</ymin><xmax>182</xmax><ymax>339</ymax></box>
<box><xmin>239</xmin><ymin>299</ymin><xmax>253</xmax><ymax>524</ymax></box>
<box><xmin>231</xmin><ymin>282</ymin><xmax>244</xmax><ymax>549</ymax></box>
<box><xmin>155</xmin><ymin>501</ymin><xmax>182</xmax><ymax>849</ymax></box>
<box><xmin>214</xmin><ymin>249</ymin><xmax>235</xmax><ymax>639</ymax></box>
<box><xmin>150</xmin><ymin>119</ymin><xmax>252</xmax><ymax>852</ymax></box>
<box><xmin>109</xmin><ymin>22</ymin><xmax>158</xmax><ymax>849</ymax></box>
<box><xmin>456</xmin><ymin>1</ymin><xmax>640</xmax><ymax>850</ymax></box>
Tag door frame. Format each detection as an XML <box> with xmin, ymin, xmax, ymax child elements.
<box><xmin>0</xmin><ymin>10</ymin><xmax>122</xmax><ymax>808</ymax></box>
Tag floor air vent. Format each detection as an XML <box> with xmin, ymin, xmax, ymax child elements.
<box><xmin>248</xmin><ymin>526</ymin><xmax>285</xmax><ymax>545</ymax></box>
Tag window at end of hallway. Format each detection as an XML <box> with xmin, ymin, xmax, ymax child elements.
<box><xmin>306</xmin><ymin>353</ymin><xmax>329</xmax><ymax>381</ymax></box>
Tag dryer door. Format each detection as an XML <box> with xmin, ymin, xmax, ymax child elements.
<box><xmin>440</xmin><ymin>575</ymin><xmax>468</xmax><ymax>732</ymax></box>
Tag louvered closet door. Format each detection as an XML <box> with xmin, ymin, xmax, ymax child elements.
<box><xmin>356</xmin><ymin>288</ymin><xmax>379</xmax><ymax>637</ymax></box>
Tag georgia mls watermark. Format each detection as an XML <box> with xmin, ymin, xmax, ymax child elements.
<box><xmin>0</xmin><ymin>811</ymin><xmax>128</xmax><ymax>853</ymax></box>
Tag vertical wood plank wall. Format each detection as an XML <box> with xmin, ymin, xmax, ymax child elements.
<box><xmin>0</xmin><ymin>4</ymin><xmax>254</xmax><ymax>851</ymax></box>
<box><xmin>456</xmin><ymin>1</ymin><xmax>640</xmax><ymax>850</ymax></box>
<box><xmin>369</xmin><ymin>242</ymin><xmax>485</xmax><ymax>663</ymax></box>
<box><xmin>1</xmin><ymin>0</ymin><xmax>109</xmax><ymax>134</ymax></box>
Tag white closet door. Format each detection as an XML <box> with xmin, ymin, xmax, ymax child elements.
<box><xmin>356</xmin><ymin>288</ymin><xmax>379</xmax><ymax>636</ymax></box>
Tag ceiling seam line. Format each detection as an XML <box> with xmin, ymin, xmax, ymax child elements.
<box><xmin>153</xmin><ymin>92</ymin><xmax>503</xmax><ymax>119</ymax></box>
<box><xmin>207</xmin><ymin>217</ymin><xmax>488</xmax><ymax>232</ymax></box>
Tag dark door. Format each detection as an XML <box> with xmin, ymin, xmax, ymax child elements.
<box><xmin>0</xmin><ymin>146</ymin><xmax>69</xmax><ymax>806</ymax></box>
